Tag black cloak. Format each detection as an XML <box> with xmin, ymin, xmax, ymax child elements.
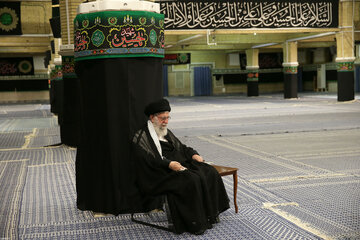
<box><xmin>131</xmin><ymin>125</ymin><xmax>230</xmax><ymax>234</ymax></box>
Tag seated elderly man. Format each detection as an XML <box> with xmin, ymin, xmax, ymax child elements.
<box><xmin>132</xmin><ymin>98</ymin><xmax>229</xmax><ymax>235</ymax></box>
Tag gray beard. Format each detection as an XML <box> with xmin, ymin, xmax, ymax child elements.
<box><xmin>154</xmin><ymin>125</ymin><xmax>168</xmax><ymax>139</ymax></box>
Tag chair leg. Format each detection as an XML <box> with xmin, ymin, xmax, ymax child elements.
<box><xmin>131</xmin><ymin>195</ymin><xmax>176</xmax><ymax>232</ymax></box>
<box><xmin>131</xmin><ymin>213</ymin><xmax>175</xmax><ymax>232</ymax></box>
<box><xmin>233</xmin><ymin>172</ymin><xmax>238</xmax><ymax>213</ymax></box>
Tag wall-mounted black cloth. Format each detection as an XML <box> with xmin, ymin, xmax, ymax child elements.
<box><xmin>0</xmin><ymin>57</ymin><xmax>34</xmax><ymax>76</ymax></box>
<box><xmin>159</xmin><ymin>0</ymin><xmax>338</xmax><ymax>29</ymax></box>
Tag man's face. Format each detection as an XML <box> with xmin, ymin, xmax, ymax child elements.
<box><xmin>151</xmin><ymin>111</ymin><xmax>170</xmax><ymax>130</ymax></box>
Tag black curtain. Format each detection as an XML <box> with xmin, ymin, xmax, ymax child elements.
<box><xmin>75</xmin><ymin>57</ymin><xmax>163</xmax><ymax>214</ymax></box>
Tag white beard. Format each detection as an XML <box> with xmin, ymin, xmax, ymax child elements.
<box><xmin>154</xmin><ymin>125</ymin><xmax>168</xmax><ymax>140</ymax></box>
<box><xmin>152</xmin><ymin>119</ymin><xmax>168</xmax><ymax>140</ymax></box>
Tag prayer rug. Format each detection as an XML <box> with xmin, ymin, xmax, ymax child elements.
<box><xmin>1</xmin><ymin>99</ymin><xmax>359</xmax><ymax>239</ymax></box>
<box><xmin>0</xmin><ymin>160</ymin><xmax>28</xmax><ymax>239</ymax></box>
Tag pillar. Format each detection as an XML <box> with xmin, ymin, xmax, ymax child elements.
<box><xmin>336</xmin><ymin>0</ymin><xmax>355</xmax><ymax>101</ymax></box>
<box><xmin>49</xmin><ymin>64</ymin><xmax>57</xmax><ymax>114</ymax></box>
<box><xmin>57</xmin><ymin>0</ymin><xmax>82</xmax><ymax>147</ymax></box>
<box><xmin>74</xmin><ymin>0</ymin><xmax>164</xmax><ymax>214</ymax></box>
<box><xmin>59</xmin><ymin>45</ymin><xmax>80</xmax><ymax>147</ymax></box>
<box><xmin>355</xmin><ymin>44</ymin><xmax>360</xmax><ymax>93</ymax></box>
<box><xmin>283</xmin><ymin>42</ymin><xmax>298</xmax><ymax>99</ymax></box>
<box><xmin>49</xmin><ymin>0</ymin><xmax>63</xmax><ymax>121</ymax></box>
<box><xmin>53</xmin><ymin>58</ymin><xmax>64</xmax><ymax>130</ymax></box>
<box><xmin>49</xmin><ymin>59</ymin><xmax>63</xmax><ymax>115</ymax></box>
<box><xmin>59</xmin><ymin>0</ymin><xmax>83</xmax><ymax>45</ymax></box>
<box><xmin>245</xmin><ymin>49</ymin><xmax>259</xmax><ymax>96</ymax></box>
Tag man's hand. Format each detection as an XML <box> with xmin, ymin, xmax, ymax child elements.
<box><xmin>169</xmin><ymin>161</ymin><xmax>187</xmax><ymax>171</ymax></box>
<box><xmin>192</xmin><ymin>154</ymin><xmax>204</xmax><ymax>163</ymax></box>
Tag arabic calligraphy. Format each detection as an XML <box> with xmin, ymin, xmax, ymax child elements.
<box><xmin>62</xmin><ymin>57</ymin><xmax>75</xmax><ymax>75</ymax></box>
<box><xmin>0</xmin><ymin>62</ymin><xmax>17</xmax><ymax>75</ymax></box>
<box><xmin>0</xmin><ymin>57</ymin><xmax>34</xmax><ymax>76</ymax></box>
<box><xmin>74</xmin><ymin>31</ymin><xmax>89</xmax><ymax>52</ymax></box>
<box><xmin>160</xmin><ymin>1</ymin><xmax>338</xmax><ymax>29</ymax></box>
<box><xmin>74</xmin><ymin>11</ymin><xmax>164</xmax><ymax>60</ymax></box>
<box><xmin>108</xmin><ymin>26</ymin><xmax>147</xmax><ymax>48</ymax></box>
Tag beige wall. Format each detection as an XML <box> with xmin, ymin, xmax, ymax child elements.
<box><xmin>165</xmin><ymin>47</ymin><xmax>344</xmax><ymax>96</ymax></box>
<box><xmin>21</xmin><ymin>1</ymin><xmax>52</xmax><ymax>34</ymax></box>
<box><xmin>0</xmin><ymin>91</ymin><xmax>49</xmax><ymax>103</ymax></box>
<box><xmin>220</xmin><ymin>84</ymin><xmax>246</xmax><ymax>95</ymax></box>
<box><xmin>213</xmin><ymin>76</ymin><xmax>226</xmax><ymax>95</ymax></box>
<box><xmin>165</xmin><ymin>51</ymin><xmax>288</xmax><ymax>96</ymax></box>
<box><xmin>167</xmin><ymin>65</ymin><xmax>191</xmax><ymax>96</ymax></box>
<box><xmin>166</xmin><ymin>51</ymin><xmax>245</xmax><ymax>96</ymax></box>
<box><xmin>60</xmin><ymin>0</ymin><xmax>83</xmax><ymax>45</ymax></box>
<box><xmin>191</xmin><ymin>51</ymin><xmax>227</xmax><ymax>68</ymax></box>
<box><xmin>260</xmin><ymin>83</ymin><xmax>283</xmax><ymax>93</ymax></box>
<box><xmin>216</xmin><ymin>83</ymin><xmax>284</xmax><ymax>95</ymax></box>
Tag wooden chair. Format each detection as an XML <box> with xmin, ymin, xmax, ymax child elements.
<box><xmin>210</xmin><ymin>164</ymin><xmax>239</xmax><ymax>213</ymax></box>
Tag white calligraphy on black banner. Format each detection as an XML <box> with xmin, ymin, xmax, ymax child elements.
<box><xmin>160</xmin><ymin>0</ymin><xmax>338</xmax><ymax>29</ymax></box>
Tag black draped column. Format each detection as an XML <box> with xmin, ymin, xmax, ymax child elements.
<box><xmin>74</xmin><ymin>1</ymin><xmax>165</xmax><ymax>214</ymax></box>
<box><xmin>59</xmin><ymin>46</ymin><xmax>81</xmax><ymax>147</ymax></box>
<box><xmin>335</xmin><ymin>5</ymin><xmax>355</xmax><ymax>102</ymax></box>
<box><xmin>245</xmin><ymin>49</ymin><xmax>259</xmax><ymax>97</ymax></box>
<box><xmin>49</xmin><ymin>63</ymin><xmax>63</xmax><ymax>116</ymax></box>
<box><xmin>49</xmin><ymin>65</ymin><xmax>56</xmax><ymax>114</ymax></box>
<box><xmin>337</xmin><ymin>61</ymin><xmax>355</xmax><ymax>101</ymax></box>
<box><xmin>282</xmin><ymin>42</ymin><xmax>298</xmax><ymax>99</ymax></box>
<box><xmin>283</xmin><ymin>64</ymin><xmax>298</xmax><ymax>99</ymax></box>
<box><xmin>246</xmin><ymin>67</ymin><xmax>259</xmax><ymax>96</ymax></box>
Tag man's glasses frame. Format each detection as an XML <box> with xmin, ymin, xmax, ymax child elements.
<box><xmin>155</xmin><ymin>115</ymin><xmax>171</xmax><ymax>121</ymax></box>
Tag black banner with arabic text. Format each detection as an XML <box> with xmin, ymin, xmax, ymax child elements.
<box><xmin>0</xmin><ymin>58</ymin><xmax>34</xmax><ymax>76</ymax></box>
<box><xmin>159</xmin><ymin>0</ymin><xmax>338</xmax><ymax>29</ymax></box>
<box><xmin>164</xmin><ymin>53</ymin><xmax>191</xmax><ymax>65</ymax></box>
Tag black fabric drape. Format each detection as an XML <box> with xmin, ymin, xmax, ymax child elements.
<box><xmin>59</xmin><ymin>77</ymin><xmax>81</xmax><ymax>147</ymax></box>
<box><xmin>56</xmin><ymin>80</ymin><xmax>64</xmax><ymax>128</ymax></box>
<box><xmin>50</xmin><ymin>79</ymin><xmax>63</xmax><ymax>116</ymax></box>
<box><xmin>75</xmin><ymin>57</ymin><xmax>163</xmax><ymax>214</ymax></box>
<box><xmin>49</xmin><ymin>81</ymin><xmax>56</xmax><ymax>114</ymax></box>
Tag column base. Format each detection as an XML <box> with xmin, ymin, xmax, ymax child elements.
<box><xmin>337</xmin><ymin>71</ymin><xmax>354</xmax><ymax>101</ymax></box>
<box><xmin>247</xmin><ymin>81</ymin><xmax>259</xmax><ymax>96</ymax></box>
<box><xmin>284</xmin><ymin>74</ymin><xmax>298</xmax><ymax>99</ymax></box>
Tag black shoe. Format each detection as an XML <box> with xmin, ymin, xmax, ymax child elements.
<box><xmin>208</xmin><ymin>216</ymin><xmax>220</xmax><ymax>224</ymax></box>
<box><xmin>194</xmin><ymin>229</ymin><xmax>206</xmax><ymax>235</ymax></box>
<box><xmin>168</xmin><ymin>223</ymin><xmax>175</xmax><ymax>231</ymax></box>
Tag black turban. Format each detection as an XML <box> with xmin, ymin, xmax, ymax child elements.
<box><xmin>144</xmin><ymin>98</ymin><xmax>171</xmax><ymax>116</ymax></box>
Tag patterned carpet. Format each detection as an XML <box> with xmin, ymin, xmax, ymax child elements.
<box><xmin>0</xmin><ymin>95</ymin><xmax>359</xmax><ymax>239</ymax></box>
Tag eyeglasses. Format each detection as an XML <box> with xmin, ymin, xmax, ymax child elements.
<box><xmin>156</xmin><ymin>115</ymin><xmax>171</xmax><ymax>121</ymax></box>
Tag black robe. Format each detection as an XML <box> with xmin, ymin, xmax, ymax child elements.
<box><xmin>131</xmin><ymin>125</ymin><xmax>230</xmax><ymax>234</ymax></box>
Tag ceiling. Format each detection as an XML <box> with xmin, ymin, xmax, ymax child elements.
<box><xmin>164</xmin><ymin>28</ymin><xmax>359</xmax><ymax>54</ymax></box>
